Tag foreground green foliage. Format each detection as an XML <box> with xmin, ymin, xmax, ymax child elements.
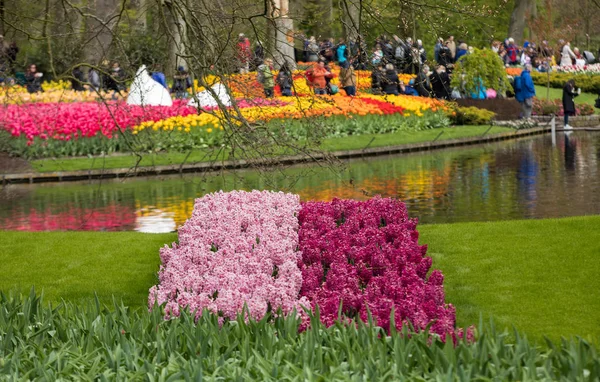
<box><xmin>1</xmin><ymin>291</ymin><xmax>599</xmax><ymax>380</ymax></box>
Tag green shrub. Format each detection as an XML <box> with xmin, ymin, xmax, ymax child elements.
<box><xmin>451</xmin><ymin>49</ymin><xmax>512</xmax><ymax>95</ymax></box>
<box><xmin>531</xmin><ymin>72</ymin><xmax>600</xmax><ymax>93</ymax></box>
<box><xmin>448</xmin><ymin>105</ymin><xmax>496</xmax><ymax>125</ymax></box>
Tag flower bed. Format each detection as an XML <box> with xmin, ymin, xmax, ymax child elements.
<box><xmin>149</xmin><ymin>190</ymin><xmax>308</xmax><ymax>321</ymax></box>
<box><xmin>149</xmin><ymin>191</ymin><xmax>461</xmax><ymax>340</ymax></box>
<box><xmin>298</xmin><ymin>197</ymin><xmax>456</xmax><ymax>336</ymax></box>
<box><xmin>532</xmin><ymin>98</ymin><xmax>595</xmax><ymax>116</ymax></box>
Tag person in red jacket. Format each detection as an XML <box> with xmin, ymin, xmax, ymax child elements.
<box><xmin>237</xmin><ymin>33</ymin><xmax>252</xmax><ymax>74</ymax></box>
<box><xmin>306</xmin><ymin>61</ymin><xmax>333</xmax><ymax>95</ymax></box>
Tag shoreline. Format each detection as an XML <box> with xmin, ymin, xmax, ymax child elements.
<box><xmin>2</xmin><ymin>126</ymin><xmax>551</xmax><ymax>184</ymax></box>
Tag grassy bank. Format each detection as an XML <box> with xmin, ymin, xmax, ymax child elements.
<box><xmin>1</xmin><ymin>215</ymin><xmax>598</xmax><ymax>342</ymax></box>
<box><xmin>29</xmin><ymin>125</ymin><xmax>512</xmax><ymax>173</ymax></box>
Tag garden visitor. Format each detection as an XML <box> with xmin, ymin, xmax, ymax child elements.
<box><xmin>71</xmin><ymin>66</ymin><xmax>86</xmax><ymax>91</ymax></box>
<box><xmin>24</xmin><ymin>64</ymin><xmax>43</xmax><ymax>93</ymax></box>
<box><xmin>414</xmin><ymin>64</ymin><xmax>432</xmax><ymax>97</ymax></box>
<box><xmin>88</xmin><ymin>67</ymin><xmax>101</xmax><ymax>91</ymax></box>
<box><xmin>339</xmin><ymin>60</ymin><xmax>357</xmax><ymax>96</ymax></box>
<box><xmin>372</xmin><ymin>44</ymin><xmax>384</xmax><ymax>66</ymax></box>
<box><xmin>276</xmin><ymin>62</ymin><xmax>293</xmax><ymax>96</ymax></box>
<box><xmin>430</xmin><ymin>65</ymin><xmax>451</xmax><ymax>100</ymax></box>
<box><xmin>400</xmin><ymin>80</ymin><xmax>419</xmax><ymax>96</ymax></box>
<box><xmin>560</xmin><ymin>41</ymin><xmax>576</xmax><ymax>67</ymax></box>
<box><xmin>172</xmin><ymin>66</ymin><xmax>192</xmax><ymax>99</ymax></box>
<box><xmin>150</xmin><ymin>65</ymin><xmax>168</xmax><ymax>89</ymax></box>
<box><xmin>447</xmin><ymin>35</ymin><xmax>457</xmax><ymax>60</ymax></box>
<box><xmin>506</xmin><ymin>38</ymin><xmax>519</xmax><ymax>66</ymax></box>
<box><xmin>237</xmin><ymin>33</ymin><xmax>252</xmax><ymax>74</ymax></box>
<box><xmin>257</xmin><ymin>58</ymin><xmax>275</xmax><ymax>98</ymax></box>
<box><xmin>562</xmin><ymin>79</ymin><xmax>580</xmax><ymax>130</ymax></box>
<box><xmin>417</xmin><ymin>39</ymin><xmax>426</xmax><ymax>63</ymax></box>
<box><xmin>307</xmin><ymin>37</ymin><xmax>319</xmax><ymax>62</ymax></box>
<box><xmin>336</xmin><ymin>39</ymin><xmax>348</xmax><ymax>66</ymax></box>
<box><xmin>370</xmin><ymin>64</ymin><xmax>385</xmax><ymax>95</ymax></box>
<box><xmin>514</xmin><ymin>64</ymin><xmax>536</xmax><ymax>119</ymax></box>
<box><xmin>434</xmin><ymin>37</ymin><xmax>444</xmax><ymax>63</ymax></box>
<box><xmin>382</xmin><ymin>63</ymin><xmax>400</xmax><ymax>95</ymax></box>
<box><xmin>321</xmin><ymin>38</ymin><xmax>335</xmax><ymax>63</ymax></box>
<box><xmin>455</xmin><ymin>42</ymin><xmax>468</xmax><ymax>61</ymax></box>
<box><xmin>438</xmin><ymin>41</ymin><xmax>454</xmax><ymax>68</ymax></box>
<box><xmin>491</xmin><ymin>40</ymin><xmax>501</xmax><ymax>54</ymax></box>
<box><xmin>306</xmin><ymin>61</ymin><xmax>332</xmax><ymax>95</ymax></box>
<box><xmin>253</xmin><ymin>41</ymin><xmax>265</xmax><ymax>70</ymax></box>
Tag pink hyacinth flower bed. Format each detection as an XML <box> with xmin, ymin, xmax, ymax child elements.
<box><xmin>148</xmin><ymin>190</ymin><xmax>309</xmax><ymax>321</ymax></box>
<box><xmin>149</xmin><ymin>191</ymin><xmax>465</xmax><ymax>340</ymax></box>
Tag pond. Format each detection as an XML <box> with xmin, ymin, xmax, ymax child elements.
<box><xmin>1</xmin><ymin>132</ymin><xmax>599</xmax><ymax>233</ymax></box>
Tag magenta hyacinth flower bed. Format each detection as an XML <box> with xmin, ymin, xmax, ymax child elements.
<box><xmin>150</xmin><ymin>191</ymin><xmax>460</xmax><ymax>339</ymax></box>
<box><xmin>298</xmin><ymin>197</ymin><xmax>455</xmax><ymax>337</ymax></box>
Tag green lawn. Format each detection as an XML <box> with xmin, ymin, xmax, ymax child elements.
<box><xmin>1</xmin><ymin>215</ymin><xmax>598</xmax><ymax>342</ymax></box>
<box><xmin>535</xmin><ymin>85</ymin><xmax>599</xmax><ymax>113</ymax></box>
<box><xmin>30</xmin><ymin>125</ymin><xmax>513</xmax><ymax>173</ymax></box>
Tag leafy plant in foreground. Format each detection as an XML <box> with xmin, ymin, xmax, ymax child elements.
<box><xmin>1</xmin><ymin>290</ymin><xmax>599</xmax><ymax>380</ymax></box>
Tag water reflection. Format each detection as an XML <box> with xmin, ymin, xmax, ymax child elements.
<box><xmin>1</xmin><ymin>132</ymin><xmax>599</xmax><ymax>232</ymax></box>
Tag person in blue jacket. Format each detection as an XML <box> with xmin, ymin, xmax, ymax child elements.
<box><xmin>150</xmin><ymin>65</ymin><xmax>168</xmax><ymax>89</ymax></box>
<box><xmin>514</xmin><ymin>64</ymin><xmax>536</xmax><ymax>119</ymax></box>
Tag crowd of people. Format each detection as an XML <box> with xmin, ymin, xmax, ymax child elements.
<box><xmin>3</xmin><ymin>29</ymin><xmax>598</xmax><ymax>122</ymax></box>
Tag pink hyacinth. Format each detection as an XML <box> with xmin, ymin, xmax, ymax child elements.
<box><xmin>149</xmin><ymin>190</ymin><xmax>309</xmax><ymax>321</ymax></box>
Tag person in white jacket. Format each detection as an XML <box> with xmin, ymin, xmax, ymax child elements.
<box><xmin>560</xmin><ymin>42</ymin><xmax>576</xmax><ymax>66</ymax></box>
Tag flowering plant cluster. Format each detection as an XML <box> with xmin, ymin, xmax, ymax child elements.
<box><xmin>551</xmin><ymin>64</ymin><xmax>600</xmax><ymax>75</ymax></box>
<box><xmin>149</xmin><ymin>190</ymin><xmax>308</xmax><ymax>321</ymax></box>
<box><xmin>298</xmin><ymin>197</ymin><xmax>456</xmax><ymax>337</ymax></box>
<box><xmin>1</xmin><ymin>100</ymin><xmax>194</xmax><ymax>143</ymax></box>
<box><xmin>149</xmin><ymin>191</ymin><xmax>461</xmax><ymax>341</ymax></box>
<box><xmin>533</xmin><ymin>97</ymin><xmax>595</xmax><ymax>116</ymax></box>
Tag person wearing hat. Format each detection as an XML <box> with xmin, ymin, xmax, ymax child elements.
<box><xmin>237</xmin><ymin>33</ymin><xmax>251</xmax><ymax>74</ymax></box>
<box><xmin>172</xmin><ymin>66</ymin><xmax>192</xmax><ymax>99</ymax></box>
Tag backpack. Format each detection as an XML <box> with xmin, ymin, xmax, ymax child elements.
<box><xmin>256</xmin><ymin>65</ymin><xmax>265</xmax><ymax>84</ymax></box>
<box><xmin>513</xmin><ymin>75</ymin><xmax>522</xmax><ymax>93</ymax></box>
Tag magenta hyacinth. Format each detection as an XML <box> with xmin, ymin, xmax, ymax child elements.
<box><xmin>298</xmin><ymin>197</ymin><xmax>457</xmax><ymax>337</ymax></box>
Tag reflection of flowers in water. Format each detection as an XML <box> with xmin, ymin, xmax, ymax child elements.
<box><xmin>135</xmin><ymin>207</ymin><xmax>177</xmax><ymax>233</ymax></box>
<box><xmin>0</xmin><ymin>205</ymin><xmax>136</xmax><ymax>231</ymax></box>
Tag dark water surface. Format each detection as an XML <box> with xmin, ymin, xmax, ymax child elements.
<box><xmin>1</xmin><ymin>132</ymin><xmax>599</xmax><ymax>233</ymax></box>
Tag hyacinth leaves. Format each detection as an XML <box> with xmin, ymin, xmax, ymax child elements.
<box><xmin>1</xmin><ymin>289</ymin><xmax>599</xmax><ymax>380</ymax></box>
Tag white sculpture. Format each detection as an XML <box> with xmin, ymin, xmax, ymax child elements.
<box><xmin>127</xmin><ymin>65</ymin><xmax>173</xmax><ymax>107</ymax></box>
<box><xmin>187</xmin><ymin>83</ymin><xmax>232</xmax><ymax>108</ymax></box>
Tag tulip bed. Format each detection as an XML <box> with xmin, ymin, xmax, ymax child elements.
<box><xmin>0</xmin><ymin>68</ymin><xmax>450</xmax><ymax>159</ymax></box>
<box><xmin>149</xmin><ymin>191</ymin><xmax>466</xmax><ymax>342</ymax></box>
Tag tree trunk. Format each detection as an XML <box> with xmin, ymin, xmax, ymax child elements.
<box><xmin>273</xmin><ymin>0</ymin><xmax>296</xmax><ymax>70</ymax></box>
<box><xmin>85</xmin><ymin>0</ymin><xmax>119</xmax><ymax>65</ymax></box>
<box><xmin>165</xmin><ymin>1</ymin><xmax>185</xmax><ymax>76</ymax></box>
<box><xmin>508</xmin><ymin>0</ymin><xmax>533</xmax><ymax>44</ymax></box>
<box><xmin>0</xmin><ymin>0</ymin><xmax>5</xmax><ymax>35</ymax></box>
<box><xmin>341</xmin><ymin>0</ymin><xmax>360</xmax><ymax>41</ymax></box>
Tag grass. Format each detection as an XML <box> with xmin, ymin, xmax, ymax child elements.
<box><xmin>29</xmin><ymin>125</ymin><xmax>513</xmax><ymax>173</ymax></box>
<box><xmin>1</xmin><ymin>215</ymin><xmax>598</xmax><ymax>342</ymax></box>
<box><xmin>535</xmin><ymin>84</ymin><xmax>599</xmax><ymax>113</ymax></box>
<box><xmin>419</xmin><ymin>216</ymin><xmax>600</xmax><ymax>343</ymax></box>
